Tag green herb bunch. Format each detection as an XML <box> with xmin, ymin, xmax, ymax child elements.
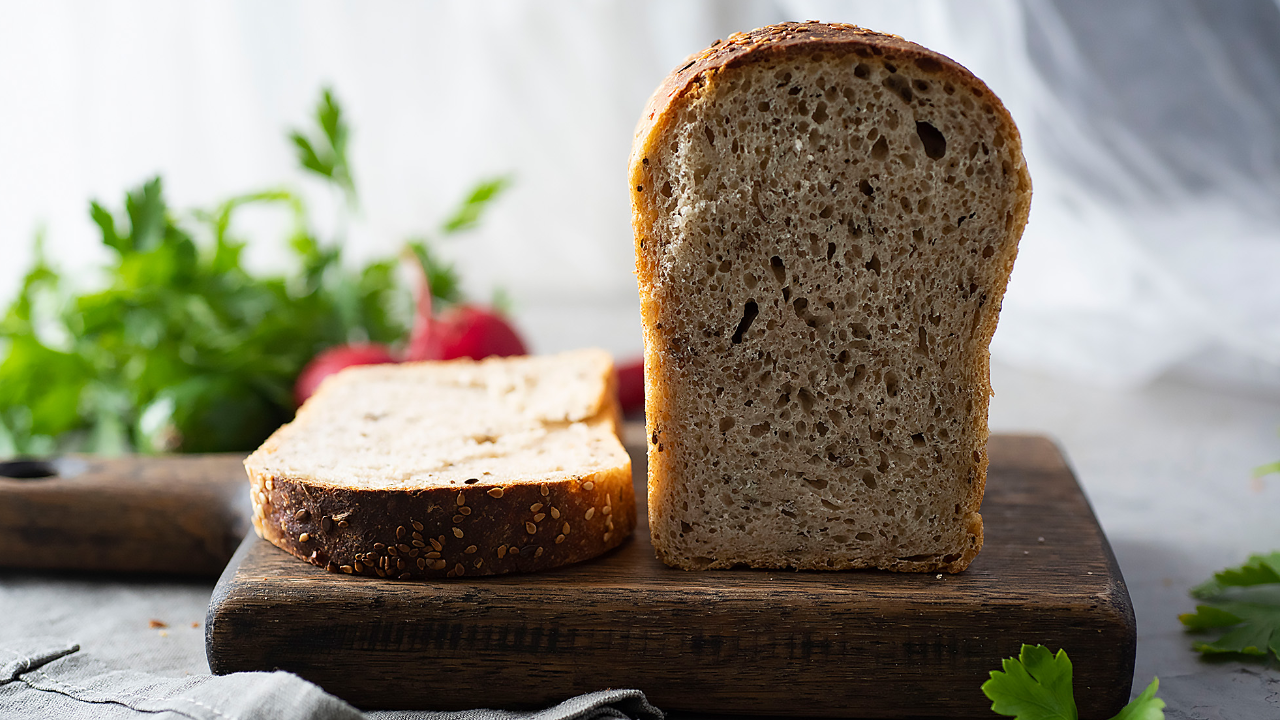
<box><xmin>0</xmin><ymin>88</ymin><xmax>506</xmax><ymax>456</ymax></box>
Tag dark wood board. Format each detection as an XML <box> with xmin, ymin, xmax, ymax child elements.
<box><xmin>0</xmin><ymin>454</ymin><xmax>250</xmax><ymax>575</ymax></box>
<box><xmin>206</xmin><ymin>434</ymin><xmax>1135</xmax><ymax>719</ymax></box>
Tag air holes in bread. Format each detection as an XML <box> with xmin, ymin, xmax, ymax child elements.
<box><xmin>870</xmin><ymin>137</ymin><xmax>889</xmax><ymax>160</ymax></box>
<box><xmin>632</xmin><ymin>22</ymin><xmax>1029</xmax><ymax>574</ymax></box>
<box><xmin>915</xmin><ymin>121</ymin><xmax>946</xmax><ymax>159</ymax></box>
<box><xmin>731</xmin><ymin>300</ymin><xmax>759</xmax><ymax>344</ymax></box>
<box><xmin>770</xmin><ymin>256</ymin><xmax>786</xmax><ymax>283</ymax></box>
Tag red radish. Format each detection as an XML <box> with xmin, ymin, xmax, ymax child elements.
<box><xmin>404</xmin><ymin>247</ymin><xmax>527</xmax><ymax>362</ymax></box>
<box><xmin>616</xmin><ymin>357</ymin><xmax>644</xmax><ymax>416</ymax></box>
<box><xmin>294</xmin><ymin>247</ymin><xmax>528</xmax><ymax>407</ymax></box>
<box><xmin>405</xmin><ymin>253</ymin><xmax>438</xmax><ymax>362</ymax></box>
<box><xmin>294</xmin><ymin>343</ymin><xmax>397</xmax><ymax>407</ymax></box>
<box><xmin>412</xmin><ymin>304</ymin><xmax>528</xmax><ymax>361</ymax></box>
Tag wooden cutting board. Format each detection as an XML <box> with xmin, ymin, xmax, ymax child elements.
<box><xmin>0</xmin><ymin>454</ymin><xmax>249</xmax><ymax>575</ymax></box>
<box><xmin>205</xmin><ymin>434</ymin><xmax>1136</xmax><ymax>719</ymax></box>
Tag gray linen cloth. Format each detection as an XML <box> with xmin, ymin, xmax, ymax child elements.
<box><xmin>0</xmin><ymin>638</ymin><xmax>662</xmax><ymax>720</ymax></box>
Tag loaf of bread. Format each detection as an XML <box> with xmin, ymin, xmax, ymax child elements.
<box><xmin>244</xmin><ymin>349</ymin><xmax>636</xmax><ymax>579</ymax></box>
<box><xmin>630</xmin><ymin>23</ymin><xmax>1031</xmax><ymax>573</ymax></box>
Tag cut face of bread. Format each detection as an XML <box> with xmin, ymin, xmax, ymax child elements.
<box><xmin>630</xmin><ymin>23</ymin><xmax>1031</xmax><ymax>573</ymax></box>
<box><xmin>245</xmin><ymin>349</ymin><xmax>635</xmax><ymax>579</ymax></box>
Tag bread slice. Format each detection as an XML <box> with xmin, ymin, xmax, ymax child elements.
<box><xmin>244</xmin><ymin>349</ymin><xmax>635</xmax><ymax>579</ymax></box>
<box><xmin>629</xmin><ymin>23</ymin><xmax>1031</xmax><ymax>573</ymax></box>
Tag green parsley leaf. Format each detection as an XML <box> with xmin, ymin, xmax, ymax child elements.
<box><xmin>124</xmin><ymin>177</ymin><xmax>169</xmax><ymax>253</ymax></box>
<box><xmin>1180</xmin><ymin>551</ymin><xmax>1280</xmax><ymax>659</ymax></box>
<box><xmin>982</xmin><ymin>645</ymin><xmax>1078</xmax><ymax>720</ymax></box>
<box><xmin>982</xmin><ymin>645</ymin><xmax>1163</xmax><ymax>720</ymax></box>
<box><xmin>442</xmin><ymin>176</ymin><xmax>510</xmax><ymax>234</ymax></box>
<box><xmin>90</xmin><ymin>201</ymin><xmax>125</xmax><ymax>254</ymax></box>
<box><xmin>1190</xmin><ymin>551</ymin><xmax>1280</xmax><ymax>599</ymax></box>
<box><xmin>1107</xmin><ymin>679</ymin><xmax>1165</xmax><ymax>720</ymax></box>
<box><xmin>290</xmin><ymin>87</ymin><xmax>355</xmax><ymax>203</ymax></box>
<box><xmin>290</xmin><ymin>132</ymin><xmax>330</xmax><ymax>177</ymax></box>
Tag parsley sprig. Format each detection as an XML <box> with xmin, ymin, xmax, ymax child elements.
<box><xmin>289</xmin><ymin>88</ymin><xmax>355</xmax><ymax>204</ymax></box>
<box><xmin>982</xmin><ymin>645</ymin><xmax>1164</xmax><ymax>720</ymax></box>
<box><xmin>1180</xmin><ymin>551</ymin><xmax>1280</xmax><ymax>660</ymax></box>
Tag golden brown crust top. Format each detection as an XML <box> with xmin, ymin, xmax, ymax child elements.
<box><xmin>630</xmin><ymin>22</ymin><xmax>995</xmax><ymax>174</ymax></box>
<box><xmin>629</xmin><ymin>22</ymin><xmax>1031</xmax><ymax>307</ymax></box>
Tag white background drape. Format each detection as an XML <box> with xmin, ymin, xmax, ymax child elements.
<box><xmin>3</xmin><ymin>0</ymin><xmax>1280</xmax><ymax>391</ymax></box>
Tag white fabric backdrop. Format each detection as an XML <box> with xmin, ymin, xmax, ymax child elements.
<box><xmin>3</xmin><ymin>0</ymin><xmax>1279</xmax><ymax>389</ymax></box>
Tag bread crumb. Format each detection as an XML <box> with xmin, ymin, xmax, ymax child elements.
<box><xmin>633</xmin><ymin>23</ymin><xmax>1028</xmax><ymax>574</ymax></box>
<box><xmin>148</xmin><ymin>619</ymin><xmax>168</xmax><ymax>629</ymax></box>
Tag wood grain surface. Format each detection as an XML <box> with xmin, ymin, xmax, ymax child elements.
<box><xmin>0</xmin><ymin>454</ymin><xmax>250</xmax><ymax>575</ymax></box>
<box><xmin>206</xmin><ymin>434</ymin><xmax>1136</xmax><ymax>719</ymax></box>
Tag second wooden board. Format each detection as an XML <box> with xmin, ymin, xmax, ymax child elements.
<box><xmin>206</xmin><ymin>434</ymin><xmax>1135</xmax><ymax>718</ymax></box>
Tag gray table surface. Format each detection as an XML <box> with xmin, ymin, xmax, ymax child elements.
<box><xmin>2</xmin><ymin>360</ymin><xmax>1278</xmax><ymax>718</ymax></box>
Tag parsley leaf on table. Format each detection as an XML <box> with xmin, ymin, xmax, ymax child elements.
<box><xmin>983</xmin><ymin>645</ymin><xmax>1078</xmax><ymax>720</ymax></box>
<box><xmin>1105</xmin><ymin>680</ymin><xmax>1165</xmax><ymax>720</ymax></box>
<box><xmin>1179</xmin><ymin>551</ymin><xmax>1280</xmax><ymax>660</ymax></box>
<box><xmin>982</xmin><ymin>644</ymin><xmax>1164</xmax><ymax>720</ymax></box>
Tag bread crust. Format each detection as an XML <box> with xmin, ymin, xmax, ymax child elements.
<box><xmin>245</xmin><ymin>354</ymin><xmax>636</xmax><ymax>579</ymax></box>
<box><xmin>247</xmin><ymin>461</ymin><xmax>635</xmax><ymax>579</ymax></box>
<box><xmin>630</xmin><ymin>22</ymin><xmax>1031</xmax><ymax>573</ymax></box>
